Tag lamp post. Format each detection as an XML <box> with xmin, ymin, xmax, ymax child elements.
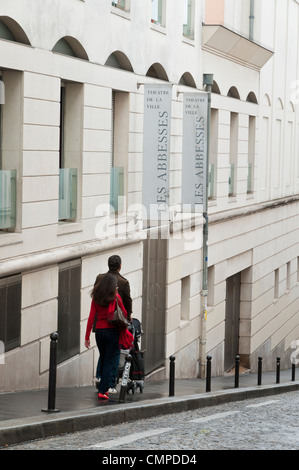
<box><xmin>200</xmin><ymin>73</ymin><xmax>213</xmax><ymax>378</ymax></box>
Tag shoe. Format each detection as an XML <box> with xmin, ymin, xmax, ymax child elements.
<box><xmin>108</xmin><ymin>388</ymin><xmax>117</xmax><ymax>394</ymax></box>
<box><xmin>98</xmin><ymin>392</ymin><xmax>109</xmax><ymax>400</ymax></box>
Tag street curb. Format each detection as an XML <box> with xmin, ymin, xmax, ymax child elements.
<box><xmin>1</xmin><ymin>381</ymin><xmax>299</xmax><ymax>447</ymax></box>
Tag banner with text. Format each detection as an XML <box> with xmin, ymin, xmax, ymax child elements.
<box><xmin>181</xmin><ymin>92</ymin><xmax>208</xmax><ymax>212</ymax></box>
<box><xmin>142</xmin><ymin>83</ymin><xmax>172</xmax><ymax>222</ymax></box>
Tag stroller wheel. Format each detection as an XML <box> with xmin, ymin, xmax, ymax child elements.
<box><xmin>136</xmin><ymin>381</ymin><xmax>143</xmax><ymax>393</ymax></box>
<box><xmin>126</xmin><ymin>381</ymin><xmax>136</xmax><ymax>394</ymax></box>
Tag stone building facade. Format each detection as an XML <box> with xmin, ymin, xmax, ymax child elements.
<box><xmin>0</xmin><ymin>0</ymin><xmax>298</xmax><ymax>391</ymax></box>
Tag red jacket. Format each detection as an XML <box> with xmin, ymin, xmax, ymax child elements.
<box><xmin>85</xmin><ymin>293</ymin><xmax>127</xmax><ymax>341</ymax></box>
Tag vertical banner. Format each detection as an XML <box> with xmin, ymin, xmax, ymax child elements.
<box><xmin>142</xmin><ymin>83</ymin><xmax>172</xmax><ymax>222</ymax></box>
<box><xmin>181</xmin><ymin>92</ymin><xmax>208</xmax><ymax>212</ymax></box>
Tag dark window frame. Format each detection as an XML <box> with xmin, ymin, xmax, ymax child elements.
<box><xmin>0</xmin><ymin>274</ymin><xmax>21</xmax><ymax>352</ymax></box>
<box><xmin>57</xmin><ymin>259</ymin><xmax>81</xmax><ymax>364</ymax></box>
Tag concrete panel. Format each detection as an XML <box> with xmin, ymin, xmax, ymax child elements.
<box><xmin>22</xmin><ymin>267</ymin><xmax>58</xmax><ymax>309</ymax></box>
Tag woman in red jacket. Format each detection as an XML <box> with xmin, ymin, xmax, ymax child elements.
<box><xmin>85</xmin><ymin>273</ymin><xmax>127</xmax><ymax>400</ymax></box>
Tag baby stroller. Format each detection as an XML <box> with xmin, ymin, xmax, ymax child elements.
<box><xmin>118</xmin><ymin>318</ymin><xmax>145</xmax><ymax>393</ymax></box>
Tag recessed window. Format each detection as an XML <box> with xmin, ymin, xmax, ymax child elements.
<box><xmin>207</xmin><ymin>266</ymin><xmax>215</xmax><ymax>306</ymax></box>
<box><xmin>209</xmin><ymin>109</ymin><xmax>218</xmax><ymax>199</ymax></box>
<box><xmin>0</xmin><ymin>274</ymin><xmax>21</xmax><ymax>352</ymax></box>
<box><xmin>112</xmin><ymin>0</ymin><xmax>130</xmax><ymax>12</ymax></box>
<box><xmin>52</xmin><ymin>37</ymin><xmax>88</xmax><ymax>61</ymax></box>
<box><xmin>229</xmin><ymin>112</ymin><xmax>238</xmax><ymax>196</ymax></box>
<box><xmin>110</xmin><ymin>91</ymin><xmax>129</xmax><ymax>214</ymax></box>
<box><xmin>0</xmin><ymin>71</ymin><xmax>22</xmax><ymax>232</ymax></box>
<box><xmin>274</xmin><ymin>268</ymin><xmax>279</xmax><ymax>299</ymax></box>
<box><xmin>58</xmin><ymin>82</ymin><xmax>83</xmax><ymax>222</ymax></box>
<box><xmin>286</xmin><ymin>261</ymin><xmax>291</xmax><ymax>291</ymax></box>
<box><xmin>183</xmin><ymin>0</ymin><xmax>195</xmax><ymax>39</ymax></box>
<box><xmin>247</xmin><ymin>116</ymin><xmax>256</xmax><ymax>194</ymax></box>
<box><xmin>151</xmin><ymin>0</ymin><xmax>166</xmax><ymax>27</ymax></box>
<box><xmin>58</xmin><ymin>260</ymin><xmax>81</xmax><ymax>363</ymax></box>
<box><xmin>181</xmin><ymin>276</ymin><xmax>190</xmax><ymax>321</ymax></box>
<box><xmin>0</xmin><ymin>17</ymin><xmax>30</xmax><ymax>45</ymax></box>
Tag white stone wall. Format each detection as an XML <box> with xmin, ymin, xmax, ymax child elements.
<box><xmin>166</xmin><ymin>222</ymin><xmax>203</xmax><ymax>378</ymax></box>
<box><xmin>206</xmin><ymin>200</ymin><xmax>299</xmax><ymax>374</ymax></box>
<box><xmin>1</xmin><ymin>0</ymin><xmax>299</xmax><ymax>390</ymax></box>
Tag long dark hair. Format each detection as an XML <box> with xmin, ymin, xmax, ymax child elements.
<box><xmin>91</xmin><ymin>273</ymin><xmax>117</xmax><ymax>307</ymax></box>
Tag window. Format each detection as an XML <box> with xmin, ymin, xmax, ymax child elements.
<box><xmin>0</xmin><ymin>18</ymin><xmax>30</xmax><ymax>45</ymax></box>
<box><xmin>181</xmin><ymin>276</ymin><xmax>190</xmax><ymax>321</ymax></box>
<box><xmin>207</xmin><ymin>266</ymin><xmax>215</xmax><ymax>306</ymax></box>
<box><xmin>59</xmin><ymin>82</ymin><xmax>83</xmax><ymax>222</ymax></box>
<box><xmin>59</xmin><ymin>85</ymin><xmax>66</xmax><ymax>170</ymax></box>
<box><xmin>57</xmin><ymin>260</ymin><xmax>81</xmax><ymax>363</ymax></box>
<box><xmin>0</xmin><ymin>274</ymin><xmax>21</xmax><ymax>352</ymax></box>
<box><xmin>110</xmin><ymin>90</ymin><xmax>129</xmax><ymax>214</ymax></box>
<box><xmin>0</xmin><ymin>71</ymin><xmax>21</xmax><ymax>232</ymax></box>
<box><xmin>0</xmin><ymin>76</ymin><xmax>16</xmax><ymax>232</ymax></box>
<box><xmin>209</xmin><ymin>109</ymin><xmax>218</xmax><ymax>199</ymax></box>
<box><xmin>247</xmin><ymin>116</ymin><xmax>256</xmax><ymax>193</ymax></box>
<box><xmin>151</xmin><ymin>0</ymin><xmax>166</xmax><ymax>27</ymax></box>
<box><xmin>183</xmin><ymin>0</ymin><xmax>195</xmax><ymax>39</ymax></box>
<box><xmin>286</xmin><ymin>261</ymin><xmax>291</xmax><ymax>291</ymax></box>
<box><xmin>0</xmin><ymin>20</ymin><xmax>15</xmax><ymax>42</ymax></box>
<box><xmin>274</xmin><ymin>268</ymin><xmax>279</xmax><ymax>299</ymax></box>
<box><xmin>229</xmin><ymin>112</ymin><xmax>238</xmax><ymax>196</ymax></box>
<box><xmin>112</xmin><ymin>0</ymin><xmax>130</xmax><ymax>12</ymax></box>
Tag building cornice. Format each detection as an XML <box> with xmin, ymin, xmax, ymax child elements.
<box><xmin>1</xmin><ymin>196</ymin><xmax>298</xmax><ymax>277</ymax></box>
<box><xmin>209</xmin><ymin>195</ymin><xmax>299</xmax><ymax>225</ymax></box>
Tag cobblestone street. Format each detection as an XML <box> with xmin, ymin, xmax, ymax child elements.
<box><xmin>4</xmin><ymin>391</ymin><xmax>299</xmax><ymax>451</ymax></box>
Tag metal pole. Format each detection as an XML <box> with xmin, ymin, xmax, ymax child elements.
<box><xmin>169</xmin><ymin>355</ymin><xmax>175</xmax><ymax>397</ymax></box>
<box><xmin>42</xmin><ymin>332</ymin><xmax>60</xmax><ymax>413</ymax></box>
<box><xmin>119</xmin><ymin>354</ymin><xmax>132</xmax><ymax>403</ymax></box>
<box><xmin>292</xmin><ymin>362</ymin><xmax>296</xmax><ymax>381</ymax></box>
<box><xmin>249</xmin><ymin>0</ymin><xmax>255</xmax><ymax>41</ymax></box>
<box><xmin>206</xmin><ymin>355</ymin><xmax>212</xmax><ymax>392</ymax></box>
<box><xmin>234</xmin><ymin>355</ymin><xmax>240</xmax><ymax>388</ymax></box>
<box><xmin>276</xmin><ymin>357</ymin><xmax>280</xmax><ymax>384</ymax></box>
<box><xmin>257</xmin><ymin>356</ymin><xmax>262</xmax><ymax>386</ymax></box>
<box><xmin>200</xmin><ymin>73</ymin><xmax>213</xmax><ymax>379</ymax></box>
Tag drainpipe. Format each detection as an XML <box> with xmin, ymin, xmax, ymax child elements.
<box><xmin>249</xmin><ymin>0</ymin><xmax>255</xmax><ymax>41</ymax></box>
<box><xmin>200</xmin><ymin>74</ymin><xmax>213</xmax><ymax>378</ymax></box>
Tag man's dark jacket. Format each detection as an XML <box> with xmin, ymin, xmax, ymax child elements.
<box><xmin>95</xmin><ymin>270</ymin><xmax>132</xmax><ymax>317</ymax></box>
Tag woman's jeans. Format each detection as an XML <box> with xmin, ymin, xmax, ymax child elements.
<box><xmin>95</xmin><ymin>328</ymin><xmax>119</xmax><ymax>395</ymax></box>
<box><xmin>96</xmin><ymin>348</ymin><xmax>120</xmax><ymax>388</ymax></box>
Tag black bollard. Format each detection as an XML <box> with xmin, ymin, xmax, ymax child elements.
<box><xmin>42</xmin><ymin>332</ymin><xmax>60</xmax><ymax>413</ymax></box>
<box><xmin>169</xmin><ymin>355</ymin><xmax>175</xmax><ymax>397</ymax></box>
<box><xmin>257</xmin><ymin>356</ymin><xmax>262</xmax><ymax>386</ymax></box>
<box><xmin>206</xmin><ymin>356</ymin><xmax>212</xmax><ymax>392</ymax></box>
<box><xmin>276</xmin><ymin>357</ymin><xmax>280</xmax><ymax>384</ymax></box>
<box><xmin>119</xmin><ymin>354</ymin><xmax>132</xmax><ymax>403</ymax></box>
<box><xmin>292</xmin><ymin>362</ymin><xmax>296</xmax><ymax>381</ymax></box>
<box><xmin>234</xmin><ymin>355</ymin><xmax>240</xmax><ymax>388</ymax></box>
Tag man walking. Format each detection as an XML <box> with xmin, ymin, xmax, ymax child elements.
<box><xmin>95</xmin><ymin>255</ymin><xmax>132</xmax><ymax>392</ymax></box>
<box><xmin>95</xmin><ymin>255</ymin><xmax>132</xmax><ymax>322</ymax></box>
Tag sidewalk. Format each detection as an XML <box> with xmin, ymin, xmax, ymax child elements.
<box><xmin>1</xmin><ymin>368</ymin><xmax>299</xmax><ymax>447</ymax></box>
